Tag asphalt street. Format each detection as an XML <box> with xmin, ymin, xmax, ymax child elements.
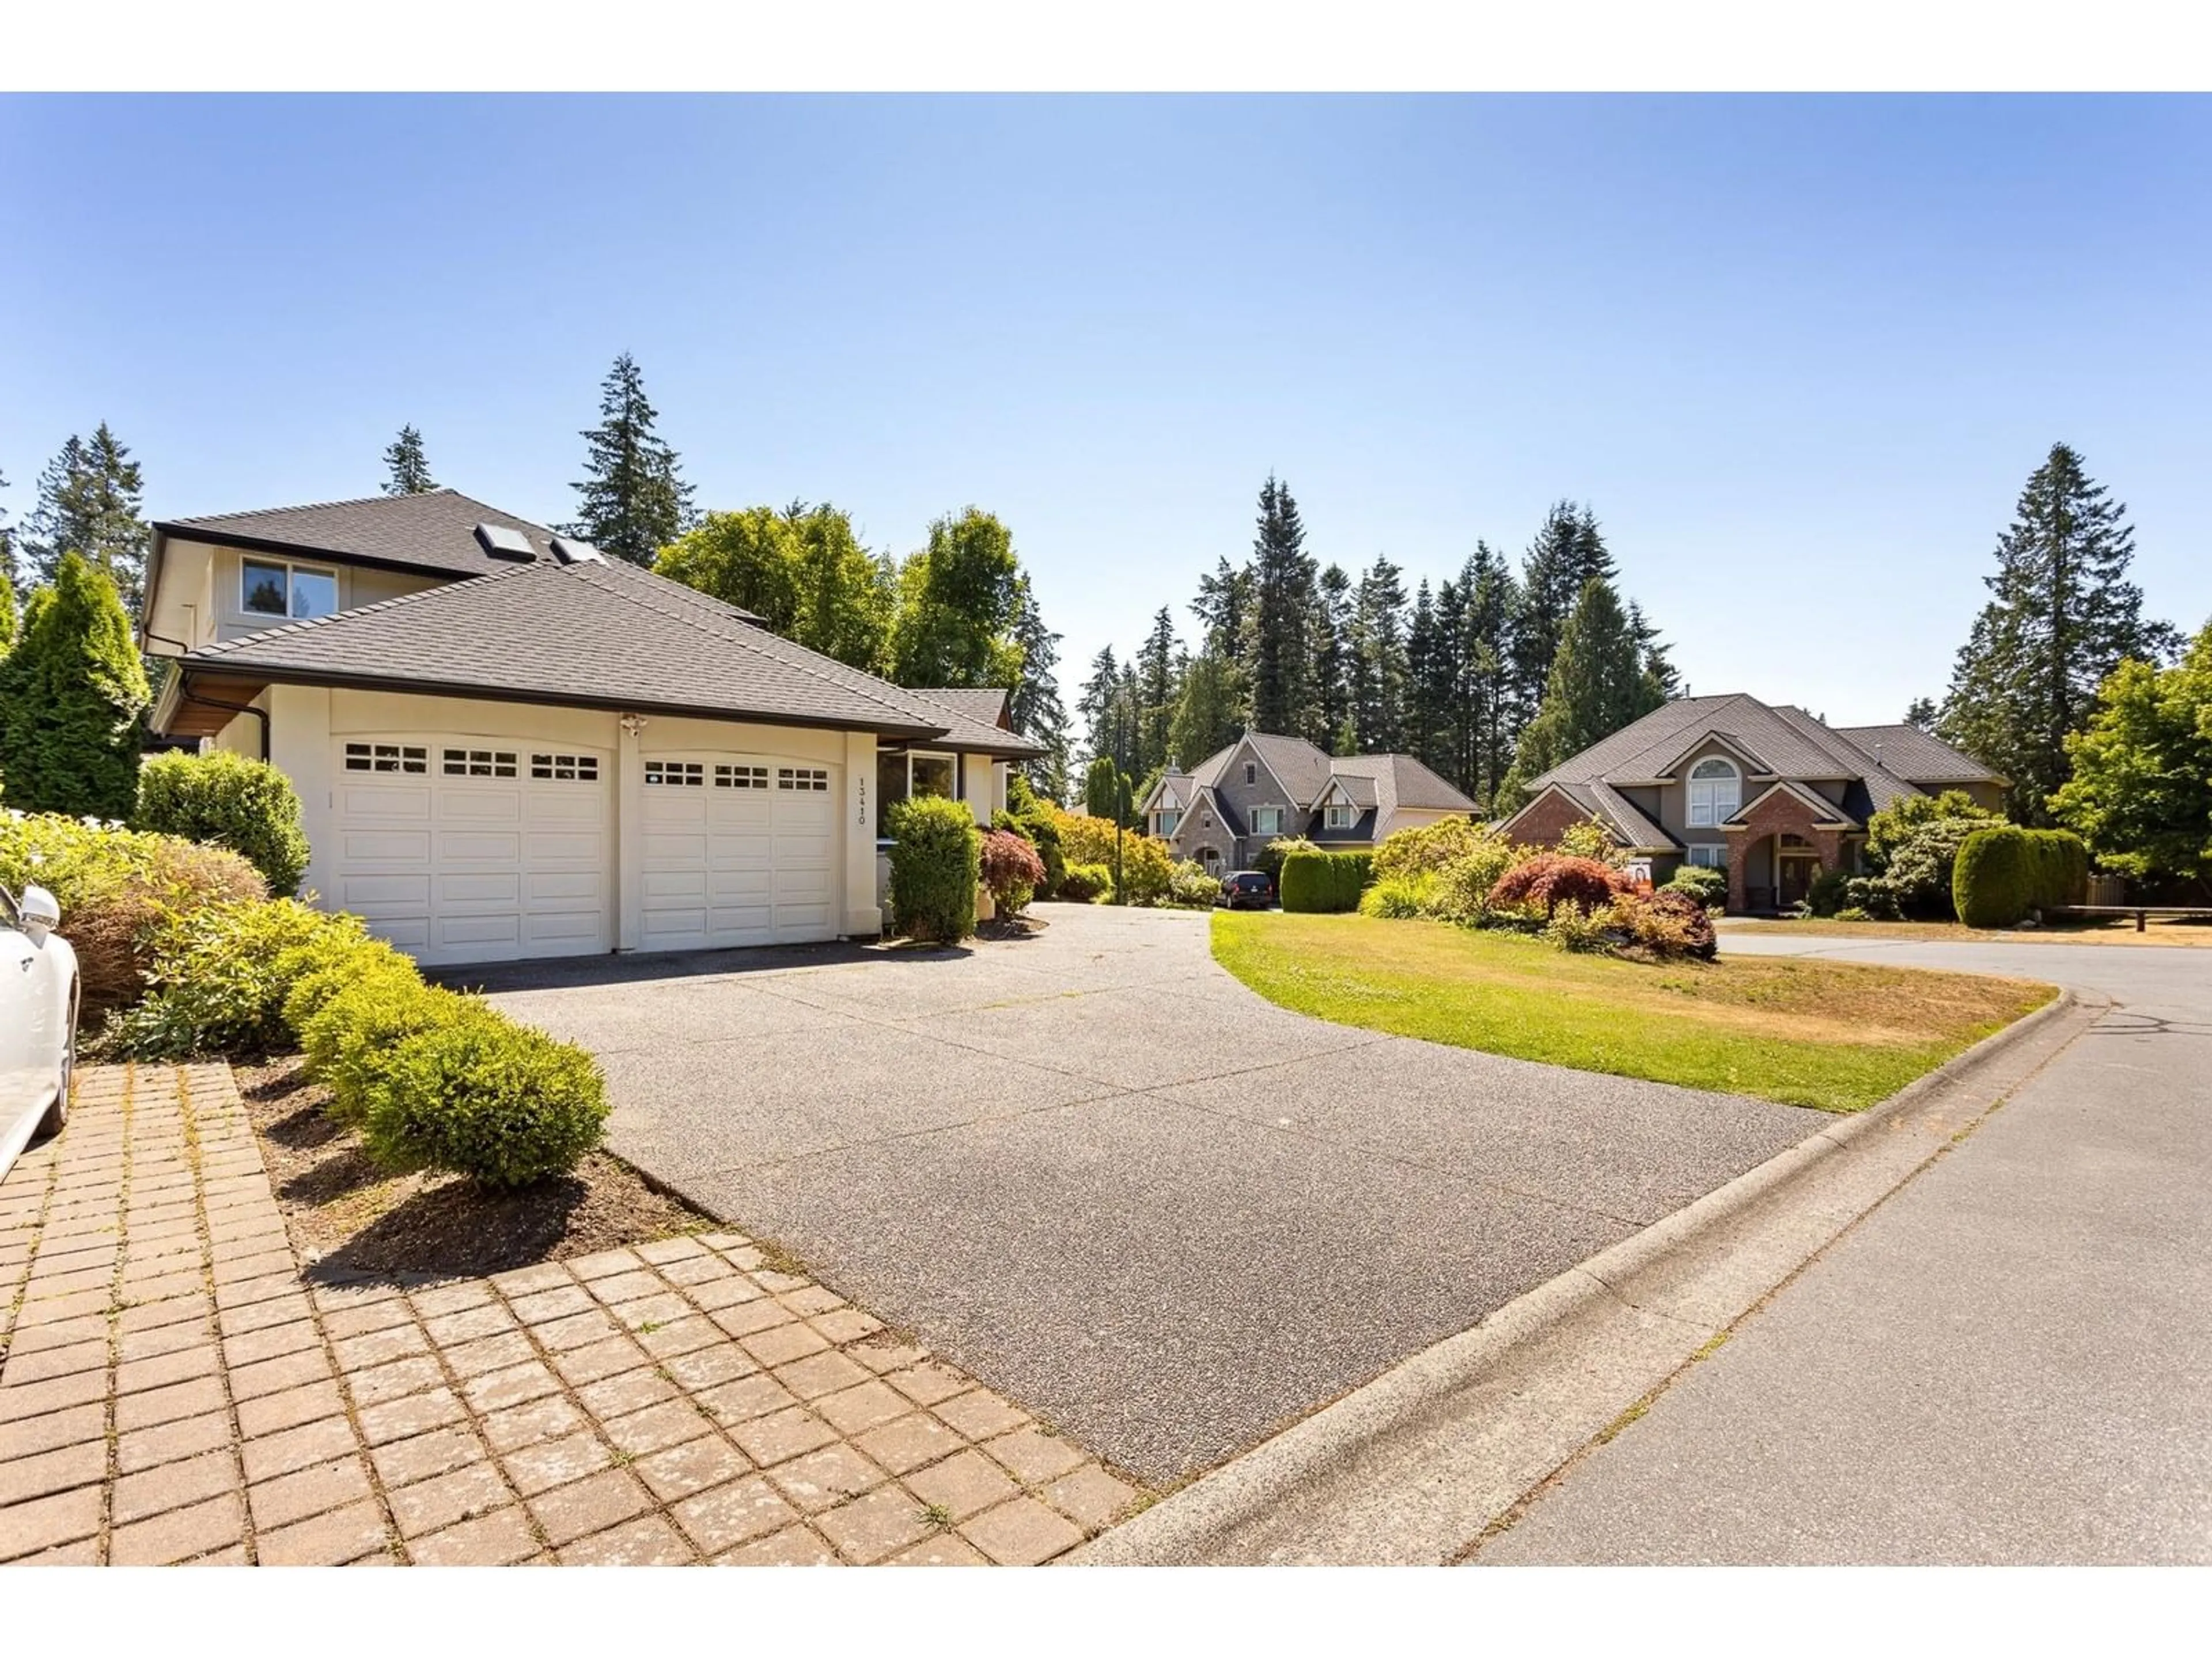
<box><xmin>468</xmin><ymin>905</ymin><xmax>1824</xmax><ymax>1483</ymax></box>
<box><xmin>1480</xmin><ymin>931</ymin><xmax>2212</xmax><ymax>1565</ymax></box>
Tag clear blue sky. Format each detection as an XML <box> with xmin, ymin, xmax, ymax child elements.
<box><xmin>4</xmin><ymin>95</ymin><xmax>2207</xmax><ymax>726</ymax></box>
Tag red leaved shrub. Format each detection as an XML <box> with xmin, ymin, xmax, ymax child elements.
<box><xmin>978</xmin><ymin>828</ymin><xmax>1047</xmax><ymax>914</ymax></box>
<box><xmin>1615</xmin><ymin>888</ymin><xmax>1718</xmax><ymax>960</ymax></box>
<box><xmin>1487</xmin><ymin>853</ymin><xmax>1624</xmax><ymax>919</ymax></box>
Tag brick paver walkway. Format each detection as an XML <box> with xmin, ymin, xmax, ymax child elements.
<box><xmin>1</xmin><ymin>1065</ymin><xmax>1141</xmax><ymax>1565</ymax></box>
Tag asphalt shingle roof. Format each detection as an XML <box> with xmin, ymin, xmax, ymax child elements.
<box><xmin>172</xmin><ymin>556</ymin><xmax>1025</xmax><ymax>744</ymax></box>
<box><xmin>156</xmin><ymin>488</ymin><xmax>588</xmax><ymax>582</ymax></box>
<box><xmin>1832</xmin><ymin>723</ymin><xmax>2005</xmax><ymax>785</ymax></box>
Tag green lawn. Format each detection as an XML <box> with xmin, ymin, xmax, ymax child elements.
<box><xmin>1212</xmin><ymin>912</ymin><xmax>2055</xmax><ymax>1113</ymax></box>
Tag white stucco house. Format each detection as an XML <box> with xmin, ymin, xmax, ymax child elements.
<box><xmin>142</xmin><ymin>490</ymin><xmax>1041</xmax><ymax>965</ymax></box>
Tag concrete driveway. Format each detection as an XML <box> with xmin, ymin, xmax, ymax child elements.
<box><xmin>469</xmin><ymin>904</ymin><xmax>1827</xmax><ymax>1482</ymax></box>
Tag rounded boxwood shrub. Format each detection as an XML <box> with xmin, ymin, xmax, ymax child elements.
<box><xmin>1954</xmin><ymin>825</ymin><xmax>2031</xmax><ymax>928</ymax></box>
<box><xmin>133</xmin><ymin>750</ymin><xmax>312</xmax><ymax>897</ymax></box>
<box><xmin>301</xmin><ymin>971</ymin><xmax>465</xmax><ymax>1123</ymax></box>
<box><xmin>1280</xmin><ymin>851</ymin><xmax>1375</xmax><ymax>913</ymax></box>
<box><xmin>887</xmin><ymin>795</ymin><xmax>980</xmax><ymax>943</ymax></box>
<box><xmin>1058</xmin><ymin>862</ymin><xmax>1112</xmax><ymax>902</ymax></box>
<box><xmin>360</xmin><ymin>1005</ymin><xmax>608</xmax><ymax>1188</ymax></box>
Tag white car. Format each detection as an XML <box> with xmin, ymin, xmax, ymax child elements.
<box><xmin>2</xmin><ymin>884</ymin><xmax>78</xmax><ymax>1181</ymax></box>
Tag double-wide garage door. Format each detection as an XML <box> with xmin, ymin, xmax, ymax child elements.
<box><xmin>329</xmin><ymin>738</ymin><xmax>612</xmax><ymax>965</ymax></box>
<box><xmin>639</xmin><ymin>754</ymin><xmax>840</xmax><ymax>949</ymax></box>
<box><xmin>327</xmin><ymin>737</ymin><xmax>843</xmax><ymax>964</ymax></box>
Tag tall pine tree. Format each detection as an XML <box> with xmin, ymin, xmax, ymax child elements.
<box><xmin>1312</xmin><ymin>563</ymin><xmax>1354</xmax><ymax>749</ymax></box>
<box><xmin>381</xmin><ymin>425</ymin><xmax>438</xmax><ymax>495</ymax></box>
<box><xmin>1500</xmin><ymin>576</ymin><xmax>1665</xmax><ymax>807</ymax></box>
<box><xmin>1168</xmin><ymin>650</ymin><xmax>1244</xmax><ymax>769</ymax></box>
<box><xmin>1403</xmin><ymin>579</ymin><xmax>1444</xmax><ymax>768</ymax></box>
<box><xmin>1007</xmin><ymin>578</ymin><xmax>1070</xmax><ymax>798</ymax></box>
<box><xmin>22</xmin><ymin>425</ymin><xmax>151</xmax><ymax>618</ymax></box>
<box><xmin>1245</xmin><ymin>476</ymin><xmax>1319</xmax><ymax>738</ymax></box>
<box><xmin>1134</xmin><ymin>606</ymin><xmax>1180</xmax><ymax>781</ymax></box>
<box><xmin>568</xmin><ymin>353</ymin><xmax>696</xmax><ymax>565</ymax></box>
<box><xmin>1938</xmin><ymin>442</ymin><xmax>2180</xmax><ymax>823</ymax></box>
<box><xmin>0</xmin><ymin>467</ymin><xmax>15</xmax><ymax>587</ymax></box>
<box><xmin>1349</xmin><ymin>556</ymin><xmax>1408</xmax><ymax>752</ymax></box>
<box><xmin>1455</xmin><ymin>541</ymin><xmax>1521</xmax><ymax>811</ymax></box>
<box><xmin>1510</xmin><ymin>501</ymin><xmax>1614</xmax><ymax>724</ymax></box>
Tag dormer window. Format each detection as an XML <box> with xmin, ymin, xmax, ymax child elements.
<box><xmin>1688</xmin><ymin>756</ymin><xmax>1742</xmax><ymax>826</ymax></box>
<box><xmin>1158</xmin><ymin>809</ymin><xmax>1181</xmax><ymax>835</ymax></box>
<box><xmin>241</xmin><ymin>558</ymin><xmax>338</xmax><ymax>621</ymax></box>
<box><xmin>1325</xmin><ymin>804</ymin><xmax>1354</xmax><ymax>830</ymax></box>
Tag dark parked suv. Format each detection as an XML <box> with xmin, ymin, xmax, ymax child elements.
<box><xmin>1219</xmin><ymin>870</ymin><xmax>1275</xmax><ymax>910</ymax></box>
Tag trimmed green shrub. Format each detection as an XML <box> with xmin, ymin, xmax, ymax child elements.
<box><xmin>1166</xmin><ymin>860</ymin><xmax>1219</xmax><ymax>908</ymax></box>
<box><xmin>979</xmin><ymin>827</ymin><xmax>1046</xmax><ymax>915</ymax></box>
<box><xmin>106</xmin><ymin>899</ymin><xmax>350</xmax><ymax>1057</ymax></box>
<box><xmin>1806</xmin><ymin>867</ymin><xmax>1852</xmax><ymax>918</ymax></box>
<box><xmin>887</xmin><ymin>795</ymin><xmax>980</xmax><ymax>943</ymax></box>
<box><xmin>1877</xmin><ymin>817</ymin><xmax>1990</xmax><ymax>919</ymax></box>
<box><xmin>133</xmin><ymin>750</ymin><xmax>312</xmax><ymax>897</ymax></box>
<box><xmin>361</xmin><ymin>1004</ymin><xmax>608</xmax><ymax>1188</ymax></box>
<box><xmin>1660</xmin><ymin>864</ymin><xmax>1728</xmax><ymax>912</ymax></box>
<box><xmin>1842</xmin><ymin>874</ymin><xmax>1902</xmax><ymax>920</ymax></box>
<box><xmin>1359</xmin><ymin>873</ymin><xmax>1435</xmax><ymax>919</ymax></box>
<box><xmin>1954</xmin><ymin>825</ymin><xmax>2090</xmax><ymax>928</ymax></box>
<box><xmin>302</xmin><ymin>974</ymin><xmax>468</xmax><ymax>1124</ymax></box>
<box><xmin>1866</xmin><ymin>789</ymin><xmax>2001</xmax><ymax>868</ymax></box>
<box><xmin>1280</xmin><ymin>851</ymin><xmax>1373</xmax><ymax>913</ymax></box>
<box><xmin>0</xmin><ymin>552</ymin><xmax>149</xmax><ymax>819</ymax></box>
<box><xmin>1057</xmin><ymin>863</ymin><xmax>1112</xmax><ymax>903</ymax></box>
<box><xmin>1255</xmin><ymin>836</ymin><xmax>1319</xmax><ymax>883</ymax></box>
<box><xmin>0</xmin><ymin>811</ymin><xmax>267</xmax><ymax>1011</ymax></box>
<box><xmin>1373</xmin><ymin>817</ymin><xmax>1501</xmax><ymax>882</ymax></box>
<box><xmin>1421</xmin><ymin>831</ymin><xmax>1526</xmax><ymax>927</ymax></box>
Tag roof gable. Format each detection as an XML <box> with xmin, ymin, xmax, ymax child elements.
<box><xmin>157</xmin><ymin>488</ymin><xmax>576</xmax><ymax>583</ymax></box>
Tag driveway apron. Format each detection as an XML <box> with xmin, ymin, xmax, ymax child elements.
<box><xmin>478</xmin><ymin>906</ymin><xmax>1828</xmax><ymax>1483</ymax></box>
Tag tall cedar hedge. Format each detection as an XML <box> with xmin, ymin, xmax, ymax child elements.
<box><xmin>0</xmin><ymin>551</ymin><xmax>149</xmax><ymax>818</ymax></box>
<box><xmin>887</xmin><ymin>795</ymin><xmax>981</xmax><ymax>942</ymax></box>
<box><xmin>1953</xmin><ymin>825</ymin><xmax>2089</xmax><ymax>928</ymax></box>
<box><xmin>1280</xmin><ymin>850</ymin><xmax>1375</xmax><ymax>912</ymax></box>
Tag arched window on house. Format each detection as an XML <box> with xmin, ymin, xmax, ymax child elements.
<box><xmin>1687</xmin><ymin>757</ymin><xmax>1741</xmax><ymax>827</ymax></box>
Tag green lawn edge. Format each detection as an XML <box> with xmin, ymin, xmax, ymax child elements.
<box><xmin>1211</xmin><ymin>911</ymin><xmax>2056</xmax><ymax>1114</ymax></box>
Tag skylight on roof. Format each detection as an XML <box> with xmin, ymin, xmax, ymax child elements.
<box><xmin>474</xmin><ymin>522</ymin><xmax>537</xmax><ymax>560</ymax></box>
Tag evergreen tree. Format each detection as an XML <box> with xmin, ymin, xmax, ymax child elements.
<box><xmin>1938</xmin><ymin>443</ymin><xmax>2182</xmax><ymax>823</ymax></box>
<box><xmin>0</xmin><ymin>552</ymin><xmax>149</xmax><ymax>817</ymax></box>
<box><xmin>567</xmin><ymin>353</ymin><xmax>696</xmax><ymax>565</ymax></box>
<box><xmin>1007</xmin><ymin>578</ymin><xmax>1070</xmax><ymax>798</ymax></box>
<box><xmin>1134</xmin><ymin>606</ymin><xmax>1180</xmax><ymax>781</ymax></box>
<box><xmin>885</xmin><ymin>509</ymin><xmax>1026</xmax><ymax>689</ymax></box>
<box><xmin>0</xmin><ymin>564</ymin><xmax>15</xmax><ymax>662</ymax></box>
<box><xmin>1511</xmin><ymin>501</ymin><xmax>1614</xmax><ymax>722</ymax></box>
<box><xmin>1457</xmin><ymin>541</ymin><xmax>1521</xmax><ymax>812</ymax></box>
<box><xmin>1245</xmin><ymin>476</ymin><xmax>1318</xmax><ymax>736</ymax></box>
<box><xmin>380</xmin><ymin>425</ymin><xmax>438</xmax><ymax>495</ymax></box>
<box><xmin>1191</xmin><ymin>555</ymin><xmax>1253</xmax><ymax>658</ymax></box>
<box><xmin>1349</xmin><ymin>556</ymin><xmax>1408</xmax><ymax>751</ymax></box>
<box><xmin>0</xmin><ymin>467</ymin><xmax>15</xmax><ymax>587</ymax></box>
<box><xmin>1168</xmin><ymin>649</ymin><xmax>1243</xmax><ymax>769</ymax></box>
<box><xmin>1627</xmin><ymin>600</ymin><xmax>1681</xmax><ymax>699</ymax></box>
<box><xmin>1077</xmin><ymin>647</ymin><xmax>1137</xmax><ymax>778</ymax></box>
<box><xmin>1312</xmin><ymin>563</ymin><xmax>1354</xmax><ymax>751</ymax></box>
<box><xmin>2051</xmin><ymin>623</ymin><xmax>2212</xmax><ymax>885</ymax></box>
<box><xmin>22</xmin><ymin>425</ymin><xmax>151</xmax><ymax>617</ymax></box>
<box><xmin>1904</xmin><ymin>696</ymin><xmax>1940</xmax><ymax>732</ymax></box>
<box><xmin>1082</xmin><ymin>755</ymin><xmax>1132</xmax><ymax>825</ymax></box>
<box><xmin>1499</xmin><ymin>577</ymin><xmax>1664</xmax><ymax>807</ymax></box>
<box><xmin>1403</xmin><ymin>579</ymin><xmax>1443</xmax><ymax>767</ymax></box>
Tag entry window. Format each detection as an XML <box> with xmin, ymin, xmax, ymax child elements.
<box><xmin>877</xmin><ymin>749</ymin><xmax>955</xmax><ymax>835</ymax></box>
<box><xmin>778</xmin><ymin>767</ymin><xmax>830</xmax><ymax>792</ymax></box>
<box><xmin>1687</xmin><ymin>844</ymin><xmax>1729</xmax><ymax>869</ymax></box>
<box><xmin>715</xmin><ymin>764</ymin><xmax>768</xmax><ymax>789</ymax></box>
<box><xmin>242</xmin><ymin>557</ymin><xmax>338</xmax><ymax>620</ymax></box>
<box><xmin>1251</xmin><ymin>806</ymin><xmax>1283</xmax><ymax>836</ymax></box>
<box><xmin>1687</xmin><ymin>757</ymin><xmax>1742</xmax><ymax>827</ymax></box>
<box><xmin>343</xmin><ymin>742</ymin><xmax>426</xmax><ymax>774</ymax></box>
<box><xmin>910</xmin><ymin>753</ymin><xmax>955</xmax><ymax>801</ymax></box>
<box><xmin>442</xmin><ymin>748</ymin><xmax>517</xmax><ymax>778</ymax></box>
<box><xmin>1324</xmin><ymin>804</ymin><xmax>1354</xmax><ymax>829</ymax></box>
<box><xmin>645</xmin><ymin>760</ymin><xmax>704</xmax><ymax>787</ymax></box>
<box><xmin>531</xmin><ymin>753</ymin><xmax>600</xmax><ymax>782</ymax></box>
<box><xmin>1157</xmin><ymin>809</ymin><xmax>1180</xmax><ymax>835</ymax></box>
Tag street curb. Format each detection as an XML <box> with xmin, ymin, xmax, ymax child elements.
<box><xmin>1071</xmin><ymin>983</ymin><xmax>2082</xmax><ymax>1566</ymax></box>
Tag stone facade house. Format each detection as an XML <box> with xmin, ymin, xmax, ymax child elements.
<box><xmin>1495</xmin><ymin>694</ymin><xmax>2005</xmax><ymax>913</ymax></box>
<box><xmin>1139</xmin><ymin>732</ymin><xmax>1478</xmax><ymax>873</ymax></box>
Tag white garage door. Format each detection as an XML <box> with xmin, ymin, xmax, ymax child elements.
<box><xmin>328</xmin><ymin>738</ymin><xmax>612</xmax><ymax>965</ymax></box>
<box><xmin>640</xmin><ymin>755</ymin><xmax>840</xmax><ymax>950</ymax></box>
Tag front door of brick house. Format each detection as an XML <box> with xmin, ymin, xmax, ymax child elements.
<box><xmin>1778</xmin><ymin>848</ymin><xmax>1817</xmax><ymax>908</ymax></box>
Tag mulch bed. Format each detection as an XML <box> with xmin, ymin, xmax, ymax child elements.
<box><xmin>233</xmin><ymin>1055</ymin><xmax>714</xmax><ymax>1282</ymax></box>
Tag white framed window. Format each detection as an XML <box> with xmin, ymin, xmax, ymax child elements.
<box><xmin>1157</xmin><ymin>810</ymin><xmax>1181</xmax><ymax>835</ymax></box>
<box><xmin>442</xmin><ymin>748</ymin><xmax>517</xmax><ymax>778</ymax></box>
<box><xmin>532</xmin><ymin>753</ymin><xmax>599</xmax><ymax>782</ymax></box>
<box><xmin>241</xmin><ymin>557</ymin><xmax>338</xmax><ymax>621</ymax></box>
<box><xmin>1687</xmin><ymin>843</ymin><xmax>1729</xmax><ymax>869</ymax></box>
<box><xmin>778</xmin><ymin>767</ymin><xmax>830</xmax><ymax>792</ymax></box>
<box><xmin>1251</xmin><ymin>805</ymin><xmax>1283</xmax><ymax>836</ymax></box>
<box><xmin>714</xmin><ymin>764</ymin><xmax>768</xmax><ymax>789</ymax></box>
<box><xmin>1687</xmin><ymin>757</ymin><xmax>1742</xmax><ymax>827</ymax></box>
<box><xmin>1324</xmin><ymin>804</ymin><xmax>1354</xmax><ymax>830</ymax></box>
<box><xmin>645</xmin><ymin>760</ymin><xmax>704</xmax><ymax>787</ymax></box>
<box><xmin>343</xmin><ymin>741</ymin><xmax>426</xmax><ymax>774</ymax></box>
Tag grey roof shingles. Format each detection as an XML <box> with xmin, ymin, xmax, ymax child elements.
<box><xmin>172</xmin><ymin>556</ymin><xmax>1038</xmax><ymax>747</ymax></box>
<box><xmin>157</xmin><ymin>488</ymin><xmax>582</xmax><ymax>582</ymax></box>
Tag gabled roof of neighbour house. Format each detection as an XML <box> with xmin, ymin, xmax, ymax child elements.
<box><xmin>911</xmin><ymin>687</ymin><xmax>1012</xmax><ymax>732</ymax></box>
<box><xmin>1184</xmin><ymin>734</ymin><xmax>1480</xmax><ymax>821</ymax></box>
<box><xmin>1324</xmin><ymin>753</ymin><xmax>1479</xmax><ymax>820</ymax></box>
<box><xmin>1510</xmin><ymin>693</ymin><xmax>2001</xmax><ymax>847</ymax></box>
<box><xmin>153</xmin><ymin>488</ymin><xmax>593</xmax><ymax>584</ymax></box>
<box><xmin>1149</xmin><ymin>772</ymin><xmax>1197</xmax><ymax>813</ymax></box>
<box><xmin>158</xmin><ymin>554</ymin><xmax>1040</xmax><ymax>749</ymax></box>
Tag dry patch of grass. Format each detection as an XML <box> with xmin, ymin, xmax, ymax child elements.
<box><xmin>236</xmin><ymin>1055</ymin><xmax>713</xmax><ymax>1280</ymax></box>
<box><xmin>1213</xmin><ymin>912</ymin><xmax>2054</xmax><ymax>1113</ymax></box>
<box><xmin>1719</xmin><ymin>915</ymin><xmax>2212</xmax><ymax>948</ymax></box>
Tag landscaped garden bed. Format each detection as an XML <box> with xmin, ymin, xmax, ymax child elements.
<box><xmin>236</xmin><ymin>1052</ymin><xmax>713</xmax><ymax>1279</ymax></box>
<box><xmin>1213</xmin><ymin>911</ymin><xmax>2054</xmax><ymax>1113</ymax></box>
<box><xmin>1718</xmin><ymin>914</ymin><xmax>2212</xmax><ymax>948</ymax></box>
